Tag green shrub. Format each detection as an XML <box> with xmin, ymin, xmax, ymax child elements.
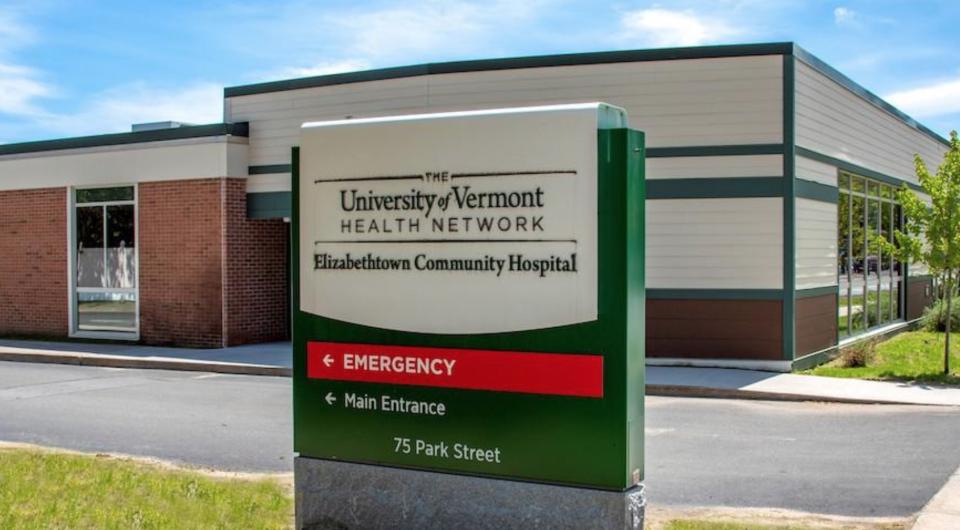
<box><xmin>920</xmin><ymin>298</ymin><xmax>960</xmax><ymax>332</ymax></box>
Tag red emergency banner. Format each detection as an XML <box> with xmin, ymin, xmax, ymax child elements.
<box><xmin>307</xmin><ymin>341</ymin><xmax>603</xmax><ymax>398</ymax></box>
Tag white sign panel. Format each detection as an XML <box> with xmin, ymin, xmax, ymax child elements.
<box><xmin>299</xmin><ymin>103</ymin><xmax>616</xmax><ymax>334</ymax></box>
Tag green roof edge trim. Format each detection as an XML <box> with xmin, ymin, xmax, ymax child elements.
<box><xmin>791</xmin><ymin>44</ymin><xmax>949</xmax><ymax>147</ymax></box>
<box><xmin>796</xmin><ymin>146</ymin><xmax>926</xmax><ymax>193</ymax></box>
<box><xmin>647</xmin><ymin>289</ymin><xmax>783</xmax><ymax>300</ymax></box>
<box><xmin>224</xmin><ymin>42</ymin><xmax>794</xmax><ymax>97</ymax></box>
<box><xmin>0</xmin><ymin>122</ymin><xmax>249</xmax><ymax>157</ymax></box>
<box><xmin>224</xmin><ymin>41</ymin><xmax>946</xmax><ymax>148</ymax></box>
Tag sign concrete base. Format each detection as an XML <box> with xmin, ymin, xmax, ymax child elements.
<box><xmin>295</xmin><ymin>456</ymin><xmax>645</xmax><ymax>530</ymax></box>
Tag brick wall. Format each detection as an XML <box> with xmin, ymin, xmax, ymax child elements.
<box><xmin>138</xmin><ymin>179</ymin><xmax>225</xmax><ymax>347</ymax></box>
<box><xmin>0</xmin><ymin>179</ymin><xmax>287</xmax><ymax>348</ymax></box>
<box><xmin>138</xmin><ymin>178</ymin><xmax>288</xmax><ymax>348</ymax></box>
<box><xmin>0</xmin><ymin>187</ymin><xmax>68</xmax><ymax>336</ymax></box>
<box><xmin>224</xmin><ymin>178</ymin><xmax>289</xmax><ymax>345</ymax></box>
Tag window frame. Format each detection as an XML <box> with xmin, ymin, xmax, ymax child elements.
<box><xmin>67</xmin><ymin>183</ymin><xmax>140</xmax><ymax>340</ymax></box>
<box><xmin>837</xmin><ymin>171</ymin><xmax>905</xmax><ymax>339</ymax></box>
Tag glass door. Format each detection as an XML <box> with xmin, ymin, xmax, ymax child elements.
<box><xmin>74</xmin><ymin>186</ymin><xmax>137</xmax><ymax>334</ymax></box>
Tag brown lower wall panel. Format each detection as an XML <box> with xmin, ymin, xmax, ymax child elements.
<box><xmin>795</xmin><ymin>293</ymin><xmax>837</xmax><ymax>356</ymax></box>
<box><xmin>907</xmin><ymin>277</ymin><xmax>934</xmax><ymax>321</ymax></box>
<box><xmin>647</xmin><ymin>299</ymin><xmax>783</xmax><ymax>360</ymax></box>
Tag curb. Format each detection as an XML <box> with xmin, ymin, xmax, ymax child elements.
<box><xmin>0</xmin><ymin>351</ymin><xmax>953</xmax><ymax>404</ymax></box>
<box><xmin>645</xmin><ymin>384</ymin><xmax>948</xmax><ymax>406</ymax></box>
<box><xmin>0</xmin><ymin>350</ymin><xmax>291</xmax><ymax>377</ymax></box>
<box><xmin>912</xmin><ymin>465</ymin><xmax>960</xmax><ymax>529</ymax></box>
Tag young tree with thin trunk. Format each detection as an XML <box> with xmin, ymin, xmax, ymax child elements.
<box><xmin>879</xmin><ymin>130</ymin><xmax>960</xmax><ymax>375</ymax></box>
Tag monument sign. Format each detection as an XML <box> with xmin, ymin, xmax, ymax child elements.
<box><xmin>293</xmin><ymin>103</ymin><xmax>645</xmax><ymax>528</ymax></box>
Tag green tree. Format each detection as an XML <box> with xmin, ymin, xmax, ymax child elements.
<box><xmin>879</xmin><ymin>130</ymin><xmax>960</xmax><ymax>375</ymax></box>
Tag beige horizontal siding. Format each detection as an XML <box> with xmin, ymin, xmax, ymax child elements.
<box><xmin>795</xmin><ymin>61</ymin><xmax>946</xmax><ymax>184</ymax></box>
<box><xmin>228</xmin><ymin>55</ymin><xmax>784</xmax><ymax>168</ymax></box>
<box><xmin>646</xmin><ymin>198</ymin><xmax>783</xmax><ymax>289</ymax></box>
<box><xmin>796</xmin><ymin>155</ymin><xmax>838</xmax><ymax>187</ymax></box>
<box><xmin>0</xmin><ymin>138</ymin><xmax>247</xmax><ymax>191</ymax></box>
<box><xmin>647</xmin><ymin>155</ymin><xmax>782</xmax><ymax>179</ymax></box>
<box><xmin>796</xmin><ymin>198</ymin><xmax>838</xmax><ymax>289</ymax></box>
<box><xmin>246</xmin><ymin>173</ymin><xmax>290</xmax><ymax>193</ymax></box>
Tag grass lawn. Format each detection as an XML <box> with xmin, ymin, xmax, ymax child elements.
<box><xmin>0</xmin><ymin>445</ymin><xmax>902</xmax><ymax>530</ymax></box>
<box><xmin>0</xmin><ymin>447</ymin><xmax>291</xmax><ymax>529</ymax></box>
<box><xmin>807</xmin><ymin>331</ymin><xmax>960</xmax><ymax>385</ymax></box>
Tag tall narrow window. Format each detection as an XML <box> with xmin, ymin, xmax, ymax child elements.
<box><xmin>838</xmin><ymin>173</ymin><xmax>851</xmax><ymax>336</ymax></box>
<box><xmin>837</xmin><ymin>173</ymin><xmax>903</xmax><ymax>338</ymax></box>
<box><xmin>867</xmin><ymin>182</ymin><xmax>881</xmax><ymax>327</ymax></box>
<box><xmin>73</xmin><ymin>186</ymin><xmax>137</xmax><ymax>334</ymax></box>
<box><xmin>850</xmin><ymin>182</ymin><xmax>866</xmax><ymax>333</ymax></box>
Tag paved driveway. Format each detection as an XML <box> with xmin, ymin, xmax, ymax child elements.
<box><xmin>2</xmin><ymin>361</ymin><xmax>959</xmax><ymax>517</ymax></box>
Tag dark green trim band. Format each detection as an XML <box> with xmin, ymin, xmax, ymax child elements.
<box><xmin>0</xmin><ymin>123</ymin><xmax>249</xmax><ymax>157</ymax></box>
<box><xmin>796</xmin><ymin>179</ymin><xmax>839</xmax><ymax>203</ymax></box>
<box><xmin>248</xmin><ymin>175</ymin><xmax>784</xmax><ymax>202</ymax></box>
<box><xmin>249</xmin><ymin>164</ymin><xmax>293</xmax><ymax>175</ymax></box>
<box><xmin>223</xmin><ymin>41</ymin><xmax>944</xmax><ymax>149</ymax></box>
<box><xmin>646</xmin><ymin>144</ymin><xmax>783</xmax><ymax>158</ymax></box>
<box><xmin>796</xmin><ymin>146</ymin><xmax>925</xmax><ymax>193</ymax></box>
<box><xmin>249</xmin><ymin>144</ymin><xmax>783</xmax><ymax>179</ymax></box>
<box><xmin>647</xmin><ymin>289</ymin><xmax>783</xmax><ymax>300</ymax></box>
<box><xmin>907</xmin><ymin>274</ymin><xmax>933</xmax><ymax>283</ymax></box>
<box><xmin>792</xmin><ymin>45</ymin><xmax>948</xmax><ymax>147</ymax></box>
<box><xmin>647</xmin><ymin>177</ymin><xmax>782</xmax><ymax>199</ymax></box>
<box><xmin>791</xmin><ymin>347</ymin><xmax>838</xmax><ymax>371</ymax></box>
<box><xmin>225</xmin><ymin>43</ymin><xmax>794</xmax><ymax>97</ymax></box>
<box><xmin>247</xmin><ymin>191</ymin><xmax>291</xmax><ymax>219</ymax></box>
<box><xmin>782</xmin><ymin>54</ymin><xmax>797</xmax><ymax>361</ymax></box>
<box><xmin>249</xmin><ymin>146</ymin><xmax>784</xmax><ymax>178</ymax></box>
<box><xmin>797</xmin><ymin>285</ymin><xmax>838</xmax><ymax>299</ymax></box>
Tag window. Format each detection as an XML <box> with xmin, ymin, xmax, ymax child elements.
<box><xmin>837</xmin><ymin>173</ymin><xmax>903</xmax><ymax>337</ymax></box>
<box><xmin>72</xmin><ymin>186</ymin><xmax>137</xmax><ymax>335</ymax></box>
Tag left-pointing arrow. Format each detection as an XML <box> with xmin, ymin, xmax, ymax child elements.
<box><xmin>325</xmin><ymin>392</ymin><xmax>337</xmax><ymax>405</ymax></box>
<box><xmin>323</xmin><ymin>354</ymin><xmax>334</xmax><ymax>368</ymax></box>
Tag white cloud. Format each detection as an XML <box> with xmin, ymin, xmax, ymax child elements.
<box><xmin>0</xmin><ymin>5</ymin><xmax>228</xmax><ymax>141</ymax></box>
<box><xmin>0</xmin><ymin>7</ymin><xmax>53</xmax><ymax>119</ymax></box>
<box><xmin>833</xmin><ymin>6</ymin><xmax>856</xmax><ymax>25</ymax></box>
<box><xmin>330</xmin><ymin>1</ymin><xmax>547</xmax><ymax>62</ymax></box>
<box><xmin>0</xmin><ymin>9</ymin><xmax>33</xmax><ymax>53</ymax></box>
<box><xmin>619</xmin><ymin>8</ymin><xmax>740</xmax><ymax>47</ymax></box>
<box><xmin>34</xmin><ymin>82</ymin><xmax>224</xmax><ymax>137</ymax></box>
<box><xmin>261</xmin><ymin>59</ymin><xmax>372</xmax><ymax>81</ymax></box>
<box><xmin>216</xmin><ymin>0</ymin><xmax>552</xmax><ymax>86</ymax></box>
<box><xmin>0</xmin><ymin>63</ymin><xmax>52</xmax><ymax>116</ymax></box>
<box><xmin>885</xmin><ymin>78</ymin><xmax>960</xmax><ymax>119</ymax></box>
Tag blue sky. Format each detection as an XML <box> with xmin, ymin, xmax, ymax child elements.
<box><xmin>1</xmin><ymin>0</ymin><xmax>958</xmax><ymax>143</ymax></box>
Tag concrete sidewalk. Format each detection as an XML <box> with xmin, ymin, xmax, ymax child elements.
<box><xmin>2</xmin><ymin>339</ymin><xmax>960</xmax><ymax>406</ymax></box>
<box><xmin>912</xmin><ymin>465</ymin><xmax>960</xmax><ymax>529</ymax></box>
<box><xmin>0</xmin><ymin>339</ymin><xmax>291</xmax><ymax>376</ymax></box>
<box><xmin>647</xmin><ymin>366</ymin><xmax>960</xmax><ymax>406</ymax></box>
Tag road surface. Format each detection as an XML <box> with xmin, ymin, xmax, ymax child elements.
<box><xmin>1</xmin><ymin>361</ymin><xmax>958</xmax><ymax>517</ymax></box>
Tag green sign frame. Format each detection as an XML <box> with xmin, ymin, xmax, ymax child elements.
<box><xmin>292</xmin><ymin>128</ymin><xmax>645</xmax><ymax>491</ymax></box>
